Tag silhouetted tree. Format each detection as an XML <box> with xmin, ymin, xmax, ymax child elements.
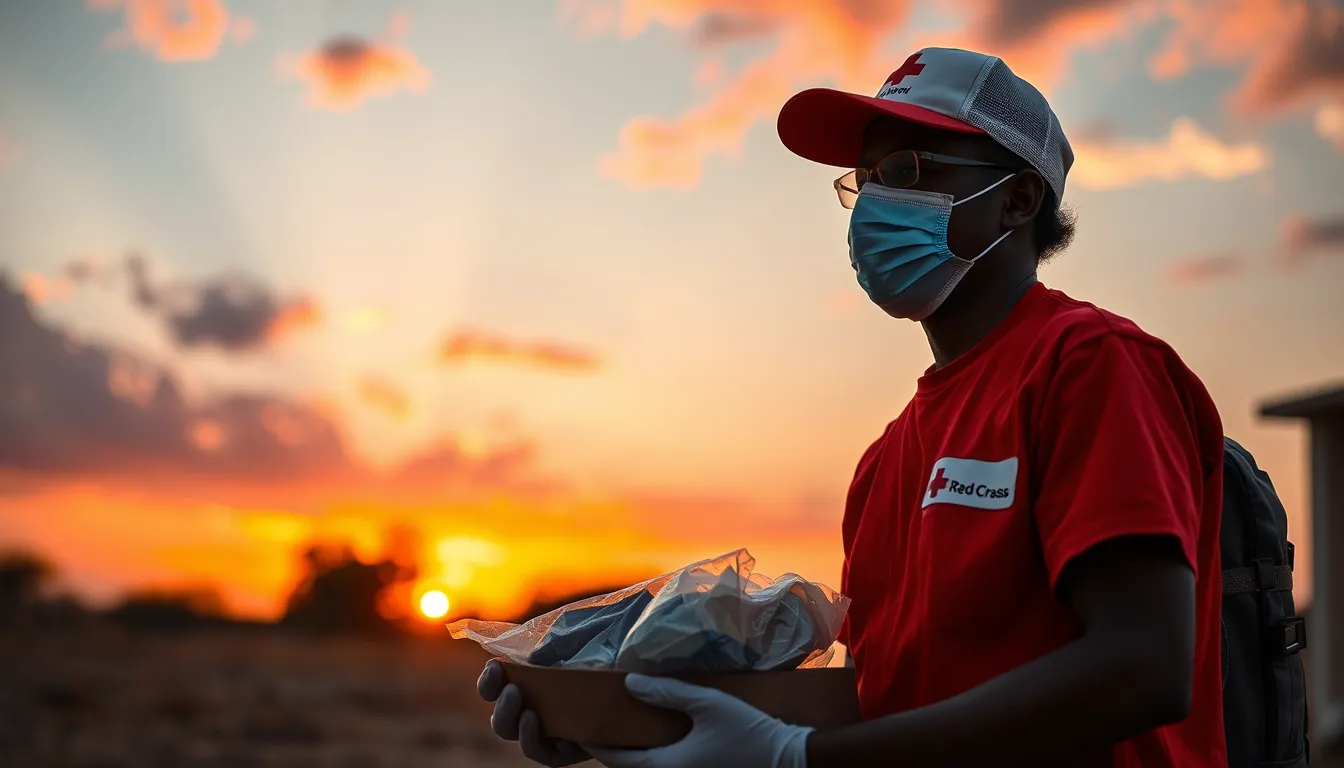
<box><xmin>0</xmin><ymin>550</ymin><xmax>54</xmax><ymax>625</ymax></box>
<box><xmin>281</xmin><ymin>541</ymin><xmax>418</xmax><ymax>636</ymax></box>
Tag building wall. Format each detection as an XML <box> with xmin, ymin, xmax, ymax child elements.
<box><xmin>1313</xmin><ymin>417</ymin><xmax>1344</xmax><ymax>752</ymax></box>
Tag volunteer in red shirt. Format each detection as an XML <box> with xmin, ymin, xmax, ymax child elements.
<box><xmin>479</xmin><ymin>46</ymin><xmax>1227</xmax><ymax>768</ymax></box>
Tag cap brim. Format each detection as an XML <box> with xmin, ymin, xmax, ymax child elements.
<box><xmin>777</xmin><ymin>88</ymin><xmax>985</xmax><ymax>168</ymax></box>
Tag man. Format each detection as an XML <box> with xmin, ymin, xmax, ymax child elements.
<box><xmin>479</xmin><ymin>47</ymin><xmax>1228</xmax><ymax>768</ymax></box>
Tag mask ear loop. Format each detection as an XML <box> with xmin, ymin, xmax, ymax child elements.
<box><xmin>971</xmin><ymin>228</ymin><xmax>1015</xmax><ymax>262</ymax></box>
<box><xmin>951</xmin><ymin>173</ymin><xmax>1016</xmax><ymax>208</ymax></box>
<box><xmin>952</xmin><ymin>173</ymin><xmax>1019</xmax><ymax>263</ymax></box>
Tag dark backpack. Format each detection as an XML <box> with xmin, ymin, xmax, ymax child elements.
<box><xmin>1220</xmin><ymin>437</ymin><xmax>1310</xmax><ymax>767</ymax></box>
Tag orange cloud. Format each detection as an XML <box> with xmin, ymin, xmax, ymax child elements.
<box><xmin>91</xmin><ymin>0</ymin><xmax>235</xmax><ymax>62</ymax></box>
<box><xmin>19</xmin><ymin>272</ymin><xmax>73</xmax><ymax>306</ymax></box>
<box><xmin>567</xmin><ymin>0</ymin><xmax>915</xmax><ymax>189</ymax></box>
<box><xmin>438</xmin><ymin>330</ymin><xmax>602</xmax><ymax>373</ymax></box>
<box><xmin>1150</xmin><ymin>0</ymin><xmax>1343</xmax><ymax>114</ymax></box>
<box><xmin>266</xmin><ymin>297</ymin><xmax>323</xmax><ymax>341</ymax></box>
<box><xmin>2</xmin><ymin>276</ymin><xmax>846</xmax><ymax>623</ymax></box>
<box><xmin>0</xmin><ymin>273</ymin><xmax>581</xmax><ymax>503</ymax></box>
<box><xmin>564</xmin><ymin>0</ymin><xmax>1167</xmax><ymax>189</ymax></box>
<box><xmin>566</xmin><ymin>0</ymin><xmax>1332</xmax><ymax>189</ymax></box>
<box><xmin>1315</xmin><ymin>102</ymin><xmax>1344</xmax><ymax>149</ymax></box>
<box><xmin>357</xmin><ymin>377</ymin><xmax>411</xmax><ymax>421</ymax></box>
<box><xmin>1071</xmin><ymin>117</ymin><xmax>1269</xmax><ymax>190</ymax></box>
<box><xmin>1227</xmin><ymin>1</ymin><xmax>1343</xmax><ymax>114</ymax></box>
<box><xmin>283</xmin><ymin>27</ymin><xmax>431</xmax><ymax>111</ymax></box>
<box><xmin>967</xmin><ymin>0</ymin><xmax>1151</xmax><ymax>91</ymax></box>
<box><xmin>1165</xmin><ymin>252</ymin><xmax>1245</xmax><ymax>285</ymax></box>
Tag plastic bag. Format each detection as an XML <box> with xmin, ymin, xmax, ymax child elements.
<box><xmin>447</xmin><ymin>549</ymin><xmax>850</xmax><ymax>673</ymax></box>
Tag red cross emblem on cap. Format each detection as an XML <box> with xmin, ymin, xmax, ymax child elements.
<box><xmin>884</xmin><ymin>53</ymin><xmax>926</xmax><ymax>87</ymax></box>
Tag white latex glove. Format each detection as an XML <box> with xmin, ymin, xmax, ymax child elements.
<box><xmin>587</xmin><ymin>674</ymin><xmax>812</xmax><ymax>768</ymax></box>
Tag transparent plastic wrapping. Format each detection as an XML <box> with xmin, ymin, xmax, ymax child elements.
<box><xmin>447</xmin><ymin>549</ymin><xmax>850</xmax><ymax>673</ymax></box>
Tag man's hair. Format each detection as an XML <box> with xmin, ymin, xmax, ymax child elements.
<box><xmin>1034</xmin><ymin>192</ymin><xmax>1077</xmax><ymax>266</ymax></box>
<box><xmin>974</xmin><ymin>137</ymin><xmax>1077</xmax><ymax>265</ymax></box>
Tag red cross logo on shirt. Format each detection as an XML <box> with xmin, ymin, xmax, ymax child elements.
<box><xmin>885</xmin><ymin>53</ymin><xmax>926</xmax><ymax>87</ymax></box>
<box><xmin>927</xmin><ymin>467</ymin><xmax>949</xmax><ymax>498</ymax></box>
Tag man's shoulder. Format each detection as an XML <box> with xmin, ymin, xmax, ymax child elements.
<box><xmin>1035</xmin><ymin>285</ymin><xmax>1223</xmax><ymax>438</ymax></box>
<box><xmin>1034</xmin><ymin>285</ymin><xmax>1181</xmax><ymax>361</ymax></box>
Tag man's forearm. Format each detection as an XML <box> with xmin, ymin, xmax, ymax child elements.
<box><xmin>807</xmin><ymin>635</ymin><xmax>1189</xmax><ymax>768</ymax></box>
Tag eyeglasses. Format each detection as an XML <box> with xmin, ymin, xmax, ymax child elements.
<box><xmin>833</xmin><ymin>150</ymin><xmax>1018</xmax><ymax>209</ymax></box>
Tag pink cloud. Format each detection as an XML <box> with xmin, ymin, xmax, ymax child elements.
<box><xmin>968</xmin><ymin>0</ymin><xmax>1148</xmax><ymax>90</ymax></box>
<box><xmin>90</xmin><ymin>0</ymin><xmax>235</xmax><ymax>62</ymax></box>
<box><xmin>561</xmin><ymin>0</ymin><xmax>1162</xmax><ymax>190</ymax></box>
<box><xmin>19</xmin><ymin>273</ymin><xmax>73</xmax><ymax>306</ymax></box>
<box><xmin>569</xmin><ymin>0</ymin><xmax>915</xmax><ymax>189</ymax></box>
<box><xmin>388</xmin><ymin>11</ymin><xmax>411</xmax><ymax>39</ymax></box>
<box><xmin>231</xmin><ymin>15</ymin><xmax>256</xmax><ymax>44</ymax></box>
<box><xmin>564</xmin><ymin>0</ymin><xmax>1331</xmax><ymax>190</ymax></box>
<box><xmin>1151</xmin><ymin>0</ymin><xmax>1343</xmax><ymax>114</ymax></box>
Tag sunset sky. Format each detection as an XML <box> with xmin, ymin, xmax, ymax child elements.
<box><xmin>1</xmin><ymin>0</ymin><xmax>1342</xmax><ymax>622</ymax></box>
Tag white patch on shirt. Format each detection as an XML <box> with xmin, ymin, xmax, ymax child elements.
<box><xmin>921</xmin><ymin>456</ymin><xmax>1019</xmax><ymax>511</ymax></box>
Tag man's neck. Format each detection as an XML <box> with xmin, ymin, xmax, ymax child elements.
<box><xmin>922</xmin><ymin>271</ymin><xmax>1039</xmax><ymax>369</ymax></box>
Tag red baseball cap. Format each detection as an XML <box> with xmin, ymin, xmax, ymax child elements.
<box><xmin>777</xmin><ymin>47</ymin><xmax>1074</xmax><ymax>204</ymax></box>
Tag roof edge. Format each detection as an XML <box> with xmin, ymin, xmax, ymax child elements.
<box><xmin>1259</xmin><ymin>381</ymin><xmax>1344</xmax><ymax>420</ymax></box>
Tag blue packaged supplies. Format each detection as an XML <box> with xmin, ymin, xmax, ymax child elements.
<box><xmin>449</xmin><ymin>549</ymin><xmax>851</xmax><ymax>673</ymax></box>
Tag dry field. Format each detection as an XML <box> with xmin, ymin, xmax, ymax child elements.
<box><xmin>3</xmin><ymin>623</ymin><xmax>1337</xmax><ymax>767</ymax></box>
<box><xmin>0</xmin><ymin>624</ymin><xmax>537</xmax><ymax>768</ymax></box>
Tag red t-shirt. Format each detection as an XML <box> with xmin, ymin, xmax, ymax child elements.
<box><xmin>839</xmin><ymin>282</ymin><xmax>1226</xmax><ymax>767</ymax></box>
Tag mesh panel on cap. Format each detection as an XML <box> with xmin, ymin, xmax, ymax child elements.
<box><xmin>963</xmin><ymin>59</ymin><xmax>1071</xmax><ymax>205</ymax></box>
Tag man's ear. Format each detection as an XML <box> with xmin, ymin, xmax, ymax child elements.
<box><xmin>1002</xmin><ymin>170</ymin><xmax>1045</xmax><ymax>230</ymax></box>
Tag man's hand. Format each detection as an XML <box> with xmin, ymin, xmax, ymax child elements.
<box><xmin>478</xmin><ymin>660</ymin><xmax>592</xmax><ymax>767</ymax></box>
<box><xmin>587</xmin><ymin>675</ymin><xmax>811</xmax><ymax>768</ymax></box>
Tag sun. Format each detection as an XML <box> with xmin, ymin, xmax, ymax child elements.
<box><xmin>419</xmin><ymin>589</ymin><xmax>450</xmax><ymax>619</ymax></box>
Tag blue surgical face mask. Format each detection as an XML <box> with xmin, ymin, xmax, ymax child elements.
<box><xmin>847</xmin><ymin>174</ymin><xmax>1016</xmax><ymax>321</ymax></box>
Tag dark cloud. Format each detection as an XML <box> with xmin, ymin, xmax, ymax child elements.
<box><xmin>1233</xmin><ymin>1</ymin><xmax>1344</xmax><ymax>113</ymax></box>
<box><xmin>125</xmin><ymin>254</ymin><xmax>321</xmax><ymax>352</ymax></box>
<box><xmin>0</xmin><ymin>274</ymin><xmax>349</xmax><ymax>480</ymax></box>
<box><xmin>974</xmin><ymin>0</ymin><xmax>1128</xmax><ymax>48</ymax></box>
<box><xmin>1165</xmin><ymin>252</ymin><xmax>1245</xmax><ymax>286</ymax></box>
<box><xmin>1281</xmin><ymin>213</ymin><xmax>1344</xmax><ymax>267</ymax></box>
<box><xmin>0</xmin><ymin>275</ymin><xmax>559</xmax><ymax>497</ymax></box>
